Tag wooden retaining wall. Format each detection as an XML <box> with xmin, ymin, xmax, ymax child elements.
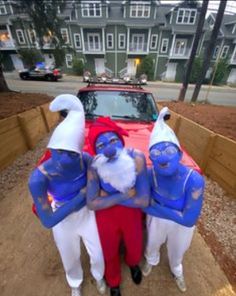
<box><xmin>158</xmin><ymin>105</ymin><xmax>236</xmax><ymax>198</ymax></box>
<box><xmin>0</xmin><ymin>103</ymin><xmax>59</xmax><ymax>170</ymax></box>
<box><xmin>0</xmin><ymin>103</ymin><xmax>235</xmax><ymax>198</ymax></box>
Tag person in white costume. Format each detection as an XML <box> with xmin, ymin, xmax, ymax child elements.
<box><xmin>28</xmin><ymin>94</ymin><xmax>106</xmax><ymax>296</ymax></box>
<box><xmin>142</xmin><ymin>107</ymin><xmax>205</xmax><ymax>292</ymax></box>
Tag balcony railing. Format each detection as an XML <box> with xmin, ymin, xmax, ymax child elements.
<box><xmin>83</xmin><ymin>42</ymin><xmax>104</xmax><ymax>54</ymax></box>
<box><xmin>169</xmin><ymin>47</ymin><xmax>191</xmax><ymax>59</ymax></box>
<box><xmin>128</xmin><ymin>42</ymin><xmax>148</xmax><ymax>54</ymax></box>
<box><xmin>0</xmin><ymin>39</ymin><xmax>15</xmax><ymax>49</ymax></box>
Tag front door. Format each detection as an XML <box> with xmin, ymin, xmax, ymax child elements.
<box><xmin>127</xmin><ymin>59</ymin><xmax>137</xmax><ymax>76</ymax></box>
<box><xmin>227</xmin><ymin>68</ymin><xmax>236</xmax><ymax>84</ymax></box>
<box><xmin>95</xmin><ymin>58</ymin><xmax>105</xmax><ymax>75</ymax></box>
<box><xmin>10</xmin><ymin>54</ymin><xmax>24</xmax><ymax>70</ymax></box>
<box><xmin>165</xmin><ymin>62</ymin><xmax>177</xmax><ymax>81</ymax></box>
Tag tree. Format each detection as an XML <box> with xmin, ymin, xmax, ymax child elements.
<box><xmin>212</xmin><ymin>58</ymin><xmax>229</xmax><ymax>85</ymax></box>
<box><xmin>18</xmin><ymin>0</ymin><xmax>66</xmax><ymax>65</ymax></box>
<box><xmin>191</xmin><ymin>0</ymin><xmax>227</xmax><ymax>102</ymax></box>
<box><xmin>189</xmin><ymin>56</ymin><xmax>203</xmax><ymax>83</ymax></box>
<box><xmin>178</xmin><ymin>0</ymin><xmax>209</xmax><ymax>101</ymax></box>
<box><xmin>0</xmin><ymin>53</ymin><xmax>10</xmax><ymax>92</ymax></box>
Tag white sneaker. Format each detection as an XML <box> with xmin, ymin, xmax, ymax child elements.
<box><xmin>96</xmin><ymin>279</ymin><xmax>106</xmax><ymax>294</ymax></box>
<box><xmin>142</xmin><ymin>261</ymin><xmax>153</xmax><ymax>277</ymax></box>
<box><xmin>71</xmin><ymin>287</ymin><xmax>81</xmax><ymax>296</ymax></box>
<box><xmin>174</xmin><ymin>275</ymin><xmax>187</xmax><ymax>292</ymax></box>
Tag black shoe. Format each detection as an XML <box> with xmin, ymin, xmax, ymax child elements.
<box><xmin>130</xmin><ymin>265</ymin><xmax>142</xmax><ymax>285</ymax></box>
<box><xmin>110</xmin><ymin>286</ymin><xmax>121</xmax><ymax>296</ymax></box>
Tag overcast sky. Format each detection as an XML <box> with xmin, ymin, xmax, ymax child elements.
<box><xmin>160</xmin><ymin>0</ymin><xmax>236</xmax><ymax>14</ymax></box>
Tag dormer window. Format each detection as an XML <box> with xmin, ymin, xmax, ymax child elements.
<box><xmin>130</xmin><ymin>1</ymin><xmax>150</xmax><ymax>18</ymax></box>
<box><xmin>177</xmin><ymin>9</ymin><xmax>197</xmax><ymax>25</ymax></box>
<box><xmin>82</xmin><ymin>1</ymin><xmax>101</xmax><ymax>17</ymax></box>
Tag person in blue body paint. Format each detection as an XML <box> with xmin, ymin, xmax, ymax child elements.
<box><xmin>28</xmin><ymin>94</ymin><xmax>106</xmax><ymax>296</ymax></box>
<box><xmin>142</xmin><ymin>107</ymin><xmax>205</xmax><ymax>293</ymax></box>
<box><xmin>86</xmin><ymin>117</ymin><xmax>149</xmax><ymax>296</ymax></box>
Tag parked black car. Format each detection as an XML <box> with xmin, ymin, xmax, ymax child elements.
<box><xmin>19</xmin><ymin>66</ymin><xmax>62</xmax><ymax>81</ymax></box>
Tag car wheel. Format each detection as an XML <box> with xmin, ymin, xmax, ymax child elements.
<box><xmin>45</xmin><ymin>75</ymin><xmax>53</xmax><ymax>81</ymax></box>
<box><xmin>20</xmin><ymin>74</ymin><xmax>28</xmax><ymax>80</ymax></box>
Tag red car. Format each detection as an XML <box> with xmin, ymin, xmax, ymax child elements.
<box><xmin>33</xmin><ymin>81</ymin><xmax>201</xmax><ymax>215</ymax></box>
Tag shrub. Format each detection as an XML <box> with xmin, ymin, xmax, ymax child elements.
<box><xmin>212</xmin><ymin>59</ymin><xmax>229</xmax><ymax>85</ymax></box>
<box><xmin>72</xmin><ymin>58</ymin><xmax>84</xmax><ymax>75</ymax></box>
<box><xmin>189</xmin><ymin>56</ymin><xmax>203</xmax><ymax>83</ymax></box>
<box><xmin>136</xmin><ymin>55</ymin><xmax>154</xmax><ymax>80</ymax></box>
<box><xmin>18</xmin><ymin>48</ymin><xmax>43</xmax><ymax>68</ymax></box>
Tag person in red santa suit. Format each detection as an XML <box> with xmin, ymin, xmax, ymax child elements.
<box><xmin>86</xmin><ymin>117</ymin><xmax>150</xmax><ymax>296</ymax></box>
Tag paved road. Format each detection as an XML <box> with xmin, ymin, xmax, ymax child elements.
<box><xmin>4</xmin><ymin>71</ymin><xmax>236</xmax><ymax>106</ymax></box>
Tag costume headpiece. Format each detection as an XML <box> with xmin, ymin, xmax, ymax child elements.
<box><xmin>47</xmin><ymin>94</ymin><xmax>85</xmax><ymax>153</ymax></box>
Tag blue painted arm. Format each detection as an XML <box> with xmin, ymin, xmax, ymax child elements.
<box><xmin>86</xmin><ymin>166</ymin><xmax>130</xmax><ymax>211</ymax></box>
<box><xmin>119</xmin><ymin>151</ymin><xmax>149</xmax><ymax>208</ymax></box>
<box><xmin>144</xmin><ymin>171</ymin><xmax>205</xmax><ymax>227</ymax></box>
<box><xmin>28</xmin><ymin>168</ymin><xmax>86</xmax><ymax>229</ymax></box>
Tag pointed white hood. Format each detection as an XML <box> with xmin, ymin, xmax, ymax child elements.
<box><xmin>47</xmin><ymin>94</ymin><xmax>85</xmax><ymax>153</ymax></box>
<box><xmin>149</xmin><ymin>106</ymin><xmax>180</xmax><ymax>150</ymax></box>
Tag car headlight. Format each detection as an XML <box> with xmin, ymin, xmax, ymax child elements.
<box><xmin>123</xmin><ymin>75</ymin><xmax>130</xmax><ymax>82</ymax></box>
<box><xmin>139</xmin><ymin>74</ymin><xmax>147</xmax><ymax>84</ymax></box>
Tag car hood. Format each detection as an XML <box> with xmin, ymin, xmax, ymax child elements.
<box><xmin>84</xmin><ymin>120</ymin><xmax>201</xmax><ymax>172</ymax></box>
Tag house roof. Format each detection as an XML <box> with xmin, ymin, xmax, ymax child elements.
<box><xmin>210</xmin><ymin>13</ymin><xmax>236</xmax><ymax>38</ymax></box>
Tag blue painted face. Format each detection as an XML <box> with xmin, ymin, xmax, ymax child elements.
<box><xmin>50</xmin><ymin>149</ymin><xmax>81</xmax><ymax>169</ymax></box>
<box><xmin>95</xmin><ymin>132</ymin><xmax>123</xmax><ymax>160</ymax></box>
<box><xmin>149</xmin><ymin>142</ymin><xmax>182</xmax><ymax>176</ymax></box>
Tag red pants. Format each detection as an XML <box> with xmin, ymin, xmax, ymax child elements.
<box><xmin>96</xmin><ymin>205</ymin><xmax>143</xmax><ymax>288</ymax></box>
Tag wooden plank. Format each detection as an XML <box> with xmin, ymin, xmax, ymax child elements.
<box><xmin>0</xmin><ymin>127</ymin><xmax>28</xmax><ymax>170</ymax></box>
<box><xmin>201</xmin><ymin>134</ymin><xmax>217</xmax><ymax>172</ymax></box>
<box><xmin>210</xmin><ymin>135</ymin><xmax>236</xmax><ymax>173</ymax></box>
<box><xmin>17</xmin><ymin>107</ymin><xmax>48</xmax><ymax>149</ymax></box>
<box><xmin>206</xmin><ymin>158</ymin><xmax>236</xmax><ymax>192</ymax></box>
<box><xmin>0</xmin><ymin>115</ymin><xmax>19</xmax><ymax>134</ymax></box>
<box><xmin>41</xmin><ymin>103</ymin><xmax>60</xmax><ymax>130</ymax></box>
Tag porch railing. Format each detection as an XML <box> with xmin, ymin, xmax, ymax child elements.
<box><xmin>83</xmin><ymin>42</ymin><xmax>104</xmax><ymax>53</ymax></box>
<box><xmin>128</xmin><ymin>42</ymin><xmax>148</xmax><ymax>53</ymax></box>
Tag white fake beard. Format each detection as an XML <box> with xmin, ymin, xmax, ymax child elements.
<box><xmin>92</xmin><ymin>149</ymin><xmax>136</xmax><ymax>193</ymax></box>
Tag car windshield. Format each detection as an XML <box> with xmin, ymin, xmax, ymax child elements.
<box><xmin>78</xmin><ymin>90</ymin><xmax>158</xmax><ymax>122</ymax></box>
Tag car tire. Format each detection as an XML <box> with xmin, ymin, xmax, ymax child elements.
<box><xmin>20</xmin><ymin>74</ymin><xmax>28</xmax><ymax>80</ymax></box>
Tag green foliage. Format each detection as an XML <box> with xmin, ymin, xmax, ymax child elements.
<box><xmin>189</xmin><ymin>56</ymin><xmax>203</xmax><ymax>83</ymax></box>
<box><xmin>136</xmin><ymin>55</ymin><xmax>154</xmax><ymax>81</ymax></box>
<box><xmin>52</xmin><ymin>46</ymin><xmax>65</xmax><ymax>68</ymax></box>
<box><xmin>72</xmin><ymin>58</ymin><xmax>84</xmax><ymax>75</ymax></box>
<box><xmin>212</xmin><ymin>59</ymin><xmax>229</xmax><ymax>85</ymax></box>
<box><xmin>18</xmin><ymin>0</ymin><xmax>66</xmax><ymax>48</ymax></box>
<box><xmin>18</xmin><ymin>48</ymin><xmax>43</xmax><ymax>67</ymax></box>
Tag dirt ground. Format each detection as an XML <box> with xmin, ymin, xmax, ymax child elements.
<box><xmin>0</xmin><ymin>92</ymin><xmax>235</xmax><ymax>296</ymax></box>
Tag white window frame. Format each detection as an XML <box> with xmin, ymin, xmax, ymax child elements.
<box><xmin>173</xmin><ymin>38</ymin><xmax>187</xmax><ymax>56</ymax></box>
<box><xmin>160</xmin><ymin>38</ymin><xmax>169</xmax><ymax>53</ymax></box>
<box><xmin>213</xmin><ymin>45</ymin><xmax>220</xmax><ymax>58</ymax></box>
<box><xmin>16</xmin><ymin>29</ymin><xmax>25</xmax><ymax>44</ymax></box>
<box><xmin>74</xmin><ymin>33</ymin><xmax>81</xmax><ymax>49</ymax></box>
<box><xmin>88</xmin><ymin>33</ymin><xmax>101</xmax><ymax>51</ymax></box>
<box><xmin>0</xmin><ymin>1</ymin><xmax>7</xmax><ymax>15</ymax></box>
<box><xmin>65</xmin><ymin>54</ymin><xmax>73</xmax><ymax>68</ymax></box>
<box><xmin>61</xmin><ymin>28</ymin><xmax>69</xmax><ymax>44</ymax></box>
<box><xmin>131</xmin><ymin>34</ymin><xmax>145</xmax><ymax>51</ymax></box>
<box><xmin>177</xmin><ymin>9</ymin><xmax>197</xmax><ymax>25</ymax></box>
<box><xmin>231</xmin><ymin>46</ymin><xmax>236</xmax><ymax>62</ymax></box>
<box><xmin>232</xmin><ymin>24</ymin><xmax>236</xmax><ymax>34</ymax></box>
<box><xmin>130</xmin><ymin>1</ymin><xmax>150</xmax><ymax>18</ymax></box>
<box><xmin>28</xmin><ymin>29</ymin><xmax>36</xmax><ymax>44</ymax></box>
<box><xmin>220</xmin><ymin>45</ymin><xmax>229</xmax><ymax>59</ymax></box>
<box><xmin>119</xmin><ymin>33</ymin><xmax>126</xmax><ymax>49</ymax></box>
<box><xmin>106</xmin><ymin>33</ymin><xmax>113</xmax><ymax>49</ymax></box>
<box><xmin>81</xmin><ymin>1</ymin><xmax>102</xmax><ymax>17</ymax></box>
<box><xmin>150</xmin><ymin>34</ymin><xmax>158</xmax><ymax>50</ymax></box>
